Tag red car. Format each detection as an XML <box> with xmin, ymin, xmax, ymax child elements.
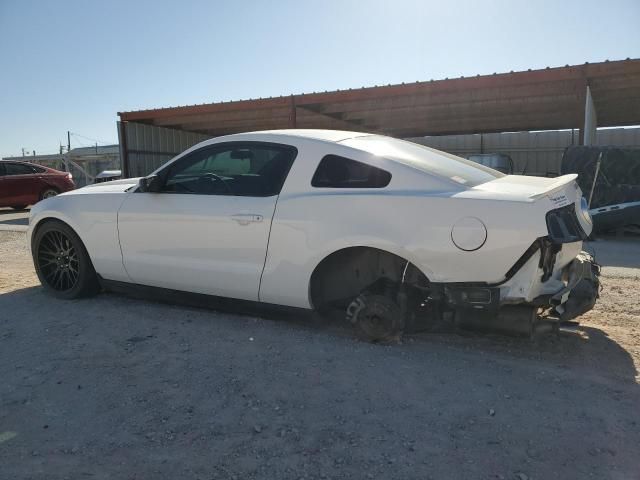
<box><xmin>0</xmin><ymin>161</ymin><xmax>75</xmax><ymax>209</ymax></box>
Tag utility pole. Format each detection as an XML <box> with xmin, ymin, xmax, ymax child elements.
<box><xmin>21</xmin><ymin>147</ymin><xmax>26</xmax><ymax>157</ymax></box>
<box><xmin>67</xmin><ymin>131</ymin><xmax>71</xmax><ymax>153</ymax></box>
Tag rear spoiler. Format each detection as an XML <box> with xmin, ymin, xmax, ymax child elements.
<box><xmin>528</xmin><ymin>174</ymin><xmax>578</xmax><ymax>200</ymax></box>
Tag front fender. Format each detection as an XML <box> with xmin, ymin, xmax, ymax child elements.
<box><xmin>28</xmin><ymin>192</ymin><xmax>131</xmax><ymax>283</ymax></box>
<box><xmin>28</xmin><ymin>197</ymin><xmax>79</xmax><ymax>254</ymax></box>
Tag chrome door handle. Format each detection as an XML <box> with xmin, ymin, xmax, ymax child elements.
<box><xmin>231</xmin><ymin>214</ymin><xmax>263</xmax><ymax>225</ymax></box>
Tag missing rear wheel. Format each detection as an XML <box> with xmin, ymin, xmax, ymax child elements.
<box><xmin>347</xmin><ymin>293</ymin><xmax>404</xmax><ymax>343</ymax></box>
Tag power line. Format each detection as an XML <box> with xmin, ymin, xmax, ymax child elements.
<box><xmin>2</xmin><ymin>146</ymin><xmax>67</xmax><ymax>158</ymax></box>
<box><xmin>70</xmin><ymin>136</ymin><xmax>92</xmax><ymax>148</ymax></box>
<box><xmin>2</xmin><ymin>131</ymin><xmax>115</xmax><ymax>159</ymax></box>
<box><xmin>70</xmin><ymin>132</ymin><xmax>114</xmax><ymax>146</ymax></box>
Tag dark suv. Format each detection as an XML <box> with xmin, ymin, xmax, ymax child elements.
<box><xmin>0</xmin><ymin>161</ymin><xmax>75</xmax><ymax>209</ymax></box>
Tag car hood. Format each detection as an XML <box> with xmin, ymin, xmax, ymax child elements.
<box><xmin>66</xmin><ymin>177</ymin><xmax>141</xmax><ymax>195</ymax></box>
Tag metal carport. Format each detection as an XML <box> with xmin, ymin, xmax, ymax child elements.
<box><xmin>118</xmin><ymin>58</ymin><xmax>640</xmax><ymax>177</ymax></box>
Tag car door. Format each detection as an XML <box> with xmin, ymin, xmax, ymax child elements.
<box><xmin>117</xmin><ymin>142</ymin><xmax>297</xmax><ymax>301</ymax></box>
<box><xmin>0</xmin><ymin>162</ymin><xmax>39</xmax><ymax>207</ymax></box>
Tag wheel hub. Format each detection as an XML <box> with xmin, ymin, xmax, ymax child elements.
<box><xmin>348</xmin><ymin>294</ymin><xmax>405</xmax><ymax>342</ymax></box>
<box><xmin>56</xmin><ymin>253</ymin><xmax>70</xmax><ymax>269</ymax></box>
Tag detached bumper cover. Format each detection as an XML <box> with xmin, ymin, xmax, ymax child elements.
<box><xmin>550</xmin><ymin>251</ymin><xmax>600</xmax><ymax>321</ymax></box>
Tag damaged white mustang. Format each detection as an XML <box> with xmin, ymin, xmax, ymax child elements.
<box><xmin>28</xmin><ymin>130</ymin><xmax>599</xmax><ymax>340</ymax></box>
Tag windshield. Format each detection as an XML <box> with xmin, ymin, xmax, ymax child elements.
<box><xmin>341</xmin><ymin>135</ymin><xmax>504</xmax><ymax>187</ymax></box>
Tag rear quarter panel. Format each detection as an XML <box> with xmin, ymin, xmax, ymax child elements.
<box><xmin>259</xmin><ymin>140</ymin><xmax>550</xmax><ymax>309</ymax></box>
<box><xmin>43</xmin><ymin>173</ymin><xmax>75</xmax><ymax>194</ymax></box>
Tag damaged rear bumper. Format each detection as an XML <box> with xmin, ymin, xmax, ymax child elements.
<box><xmin>541</xmin><ymin>251</ymin><xmax>600</xmax><ymax>321</ymax></box>
<box><xmin>441</xmin><ymin>246</ymin><xmax>600</xmax><ymax>334</ymax></box>
<box><xmin>419</xmin><ymin>204</ymin><xmax>598</xmax><ymax>337</ymax></box>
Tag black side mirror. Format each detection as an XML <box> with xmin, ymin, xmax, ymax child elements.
<box><xmin>138</xmin><ymin>174</ymin><xmax>162</xmax><ymax>193</ymax></box>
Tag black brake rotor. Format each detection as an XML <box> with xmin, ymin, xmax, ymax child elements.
<box><xmin>350</xmin><ymin>293</ymin><xmax>404</xmax><ymax>342</ymax></box>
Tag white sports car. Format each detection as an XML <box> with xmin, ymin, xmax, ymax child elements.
<box><xmin>28</xmin><ymin>130</ymin><xmax>599</xmax><ymax>339</ymax></box>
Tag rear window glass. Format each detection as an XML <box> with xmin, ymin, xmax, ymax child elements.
<box><xmin>341</xmin><ymin>136</ymin><xmax>503</xmax><ymax>187</ymax></box>
<box><xmin>311</xmin><ymin>155</ymin><xmax>391</xmax><ymax>188</ymax></box>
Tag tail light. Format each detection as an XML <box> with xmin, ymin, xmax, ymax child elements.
<box><xmin>66</xmin><ymin>172</ymin><xmax>73</xmax><ymax>180</ymax></box>
<box><xmin>546</xmin><ymin>204</ymin><xmax>589</xmax><ymax>243</ymax></box>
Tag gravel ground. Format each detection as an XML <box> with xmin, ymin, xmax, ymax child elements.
<box><xmin>1</xmin><ymin>231</ymin><xmax>639</xmax><ymax>480</ymax></box>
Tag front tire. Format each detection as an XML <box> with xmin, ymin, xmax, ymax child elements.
<box><xmin>32</xmin><ymin>220</ymin><xmax>100</xmax><ymax>299</ymax></box>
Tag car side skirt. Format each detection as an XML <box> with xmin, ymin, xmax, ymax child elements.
<box><xmin>99</xmin><ymin>278</ymin><xmax>313</xmax><ymax>319</ymax></box>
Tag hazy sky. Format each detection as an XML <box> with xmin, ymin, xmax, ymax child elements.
<box><xmin>1</xmin><ymin>0</ymin><xmax>639</xmax><ymax>158</ymax></box>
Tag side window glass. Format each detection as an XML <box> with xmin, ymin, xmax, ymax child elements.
<box><xmin>5</xmin><ymin>163</ymin><xmax>35</xmax><ymax>175</ymax></box>
<box><xmin>311</xmin><ymin>155</ymin><xmax>391</xmax><ymax>188</ymax></box>
<box><xmin>177</xmin><ymin>156</ymin><xmax>210</xmax><ymax>177</ymax></box>
<box><xmin>208</xmin><ymin>151</ymin><xmax>250</xmax><ymax>175</ymax></box>
<box><xmin>162</xmin><ymin>144</ymin><xmax>296</xmax><ymax>197</ymax></box>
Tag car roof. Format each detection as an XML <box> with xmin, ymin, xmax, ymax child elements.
<box><xmin>1</xmin><ymin>160</ymin><xmax>32</xmax><ymax>166</ymax></box>
<box><xmin>228</xmin><ymin>129</ymin><xmax>372</xmax><ymax>143</ymax></box>
<box><xmin>0</xmin><ymin>160</ymin><xmax>55</xmax><ymax>170</ymax></box>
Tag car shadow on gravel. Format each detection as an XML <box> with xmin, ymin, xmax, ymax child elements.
<box><xmin>0</xmin><ymin>207</ymin><xmax>29</xmax><ymax>214</ymax></box>
<box><xmin>0</xmin><ymin>207</ymin><xmax>29</xmax><ymax>226</ymax></box>
<box><xmin>0</xmin><ymin>217</ymin><xmax>28</xmax><ymax>226</ymax></box>
<box><xmin>1</xmin><ymin>285</ymin><xmax>638</xmax><ymax>387</ymax></box>
<box><xmin>412</xmin><ymin>325</ymin><xmax>639</xmax><ymax>385</ymax></box>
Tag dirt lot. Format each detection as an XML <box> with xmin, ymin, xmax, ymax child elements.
<box><xmin>1</xmin><ymin>230</ymin><xmax>639</xmax><ymax>480</ymax></box>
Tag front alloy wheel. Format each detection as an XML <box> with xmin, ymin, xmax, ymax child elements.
<box><xmin>37</xmin><ymin>230</ymin><xmax>80</xmax><ymax>291</ymax></box>
<box><xmin>33</xmin><ymin>221</ymin><xmax>100</xmax><ymax>299</ymax></box>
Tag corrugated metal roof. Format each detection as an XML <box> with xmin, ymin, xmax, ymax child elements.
<box><xmin>119</xmin><ymin>59</ymin><xmax>640</xmax><ymax>138</ymax></box>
